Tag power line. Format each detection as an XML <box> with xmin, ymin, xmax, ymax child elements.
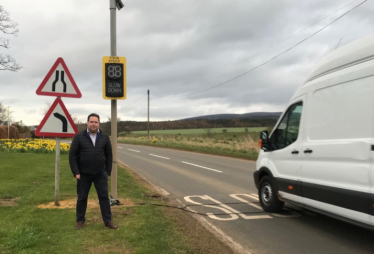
<box><xmin>182</xmin><ymin>0</ymin><xmax>359</xmax><ymax>88</ymax></box>
<box><xmin>185</xmin><ymin>0</ymin><xmax>367</xmax><ymax>96</ymax></box>
<box><xmin>121</xmin><ymin>94</ymin><xmax>147</xmax><ymax>111</ymax></box>
<box><xmin>118</xmin><ymin>0</ymin><xmax>366</xmax><ymax>113</ymax></box>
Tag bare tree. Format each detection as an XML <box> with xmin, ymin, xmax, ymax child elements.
<box><xmin>0</xmin><ymin>101</ymin><xmax>14</xmax><ymax>125</ymax></box>
<box><xmin>0</xmin><ymin>5</ymin><xmax>22</xmax><ymax>72</ymax></box>
<box><xmin>71</xmin><ymin>115</ymin><xmax>79</xmax><ymax>124</ymax></box>
<box><xmin>0</xmin><ymin>101</ymin><xmax>6</xmax><ymax>124</ymax></box>
<box><xmin>69</xmin><ymin>114</ymin><xmax>83</xmax><ymax>131</ymax></box>
<box><xmin>42</xmin><ymin>102</ymin><xmax>51</xmax><ymax>115</ymax></box>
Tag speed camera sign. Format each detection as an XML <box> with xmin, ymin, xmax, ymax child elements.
<box><xmin>102</xmin><ymin>56</ymin><xmax>126</xmax><ymax>99</ymax></box>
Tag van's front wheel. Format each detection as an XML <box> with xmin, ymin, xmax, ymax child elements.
<box><xmin>259</xmin><ymin>176</ymin><xmax>284</xmax><ymax>212</ymax></box>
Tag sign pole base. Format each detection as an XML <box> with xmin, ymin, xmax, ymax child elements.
<box><xmin>54</xmin><ymin>137</ymin><xmax>61</xmax><ymax>206</ymax></box>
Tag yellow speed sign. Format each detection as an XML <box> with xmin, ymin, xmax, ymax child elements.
<box><xmin>102</xmin><ymin>56</ymin><xmax>126</xmax><ymax>100</ymax></box>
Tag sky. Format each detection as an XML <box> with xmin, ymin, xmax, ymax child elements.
<box><xmin>1</xmin><ymin>0</ymin><xmax>373</xmax><ymax>126</ymax></box>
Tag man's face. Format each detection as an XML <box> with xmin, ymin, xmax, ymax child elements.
<box><xmin>88</xmin><ymin>116</ymin><xmax>100</xmax><ymax>133</ymax></box>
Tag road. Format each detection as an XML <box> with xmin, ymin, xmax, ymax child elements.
<box><xmin>117</xmin><ymin>143</ymin><xmax>374</xmax><ymax>254</ymax></box>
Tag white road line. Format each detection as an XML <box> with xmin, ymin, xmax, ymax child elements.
<box><xmin>181</xmin><ymin>161</ymin><xmax>222</xmax><ymax>173</ymax></box>
<box><xmin>192</xmin><ymin>214</ymin><xmax>252</xmax><ymax>254</ymax></box>
<box><xmin>150</xmin><ymin>154</ymin><xmax>170</xmax><ymax>160</ymax></box>
<box><xmin>128</xmin><ymin>149</ymin><xmax>140</xmax><ymax>152</ymax></box>
<box><xmin>118</xmin><ymin>147</ymin><xmax>123</xmax><ymax>149</ymax></box>
<box><xmin>159</xmin><ymin>187</ymin><xmax>170</xmax><ymax>196</ymax></box>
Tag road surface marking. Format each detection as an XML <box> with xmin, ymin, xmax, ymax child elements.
<box><xmin>230</xmin><ymin>194</ymin><xmax>263</xmax><ymax>210</ymax></box>
<box><xmin>193</xmin><ymin>215</ymin><xmax>253</xmax><ymax>254</ymax></box>
<box><xmin>204</xmin><ymin>195</ymin><xmax>271</xmax><ymax>220</ymax></box>
<box><xmin>184</xmin><ymin>195</ymin><xmax>239</xmax><ymax>220</ymax></box>
<box><xmin>180</xmin><ymin>198</ymin><xmax>252</xmax><ymax>253</ymax></box>
<box><xmin>118</xmin><ymin>147</ymin><xmax>123</xmax><ymax>149</ymax></box>
<box><xmin>181</xmin><ymin>161</ymin><xmax>222</xmax><ymax>173</ymax></box>
<box><xmin>150</xmin><ymin>154</ymin><xmax>170</xmax><ymax>160</ymax></box>
<box><xmin>184</xmin><ymin>195</ymin><xmax>271</xmax><ymax>220</ymax></box>
<box><xmin>128</xmin><ymin>149</ymin><xmax>140</xmax><ymax>152</ymax></box>
<box><xmin>159</xmin><ymin>187</ymin><xmax>170</xmax><ymax>196</ymax></box>
<box><xmin>184</xmin><ymin>194</ymin><xmax>302</xmax><ymax>220</ymax></box>
<box><xmin>230</xmin><ymin>194</ymin><xmax>301</xmax><ymax>218</ymax></box>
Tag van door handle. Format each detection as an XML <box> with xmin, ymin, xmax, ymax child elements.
<box><xmin>291</xmin><ymin>150</ymin><xmax>299</xmax><ymax>154</ymax></box>
<box><xmin>304</xmin><ymin>149</ymin><xmax>313</xmax><ymax>153</ymax></box>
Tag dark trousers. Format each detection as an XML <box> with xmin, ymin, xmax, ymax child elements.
<box><xmin>76</xmin><ymin>172</ymin><xmax>112</xmax><ymax>223</ymax></box>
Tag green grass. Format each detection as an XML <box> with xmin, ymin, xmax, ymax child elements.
<box><xmin>0</xmin><ymin>152</ymin><xmax>194</xmax><ymax>254</ymax></box>
<box><xmin>128</xmin><ymin>127</ymin><xmax>265</xmax><ymax>135</ymax></box>
<box><xmin>118</xmin><ymin>128</ymin><xmax>266</xmax><ymax>160</ymax></box>
<box><xmin>119</xmin><ymin>136</ymin><xmax>259</xmax><ymax>160</ymax></box>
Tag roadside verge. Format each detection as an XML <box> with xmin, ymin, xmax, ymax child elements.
<box><xmin>0</xmin><ymin>152</ymin><xmax>234</xmax><ymax>253</ymax></box>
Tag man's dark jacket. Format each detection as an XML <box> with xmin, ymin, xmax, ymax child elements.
<box><xmin>69</xmin><ymin>130</ymin><xmax>113</xmax><ymax>177</ymax></box>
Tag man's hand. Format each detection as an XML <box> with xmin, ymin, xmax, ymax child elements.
<box><xmin>76</xmin><ymin>174</ymin><xmax>81</xmax><ymax>179</ymax></box>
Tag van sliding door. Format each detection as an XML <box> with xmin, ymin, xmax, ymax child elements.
<box><xmin>301</xmin><ymin>77</ymin><xmax>373</xmax><ymax>225</ymax></box>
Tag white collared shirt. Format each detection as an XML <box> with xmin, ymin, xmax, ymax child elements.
<box><xmin>87</xmin><ymin>129</ymin><xmax>100</xmax><ymax>146</ymax></box>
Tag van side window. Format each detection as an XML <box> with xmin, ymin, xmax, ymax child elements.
<box><xmin>272</xmin><ymin>102</ymin><xmax>303</xmax><ymax>150</ymax></box>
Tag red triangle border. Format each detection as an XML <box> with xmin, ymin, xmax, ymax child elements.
<box><xmin>35</xmin><ymin>98</ymin><xmax>78</xmax><ymax>137</ymax></box>
<box><xmin>36</xmin><ymin>57</ymin><xmax>82</xmax><ymax>98</ymax></box>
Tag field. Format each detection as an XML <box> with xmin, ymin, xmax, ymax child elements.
<box><xmin>119</xmin><ymin>127</ymin><xmax>270</xmax><ymax>160</ymax></box>
<box><xmin>0</xmin><ymin>127</ymin><xmax>269</xmax><ymax>161</ymax></box>
<box><xmin>129</xmin><ymin>127</ymin><xmax>266</xmax><ymax>135</ymax></box>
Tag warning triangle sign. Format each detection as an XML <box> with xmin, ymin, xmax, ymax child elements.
<box><xmin>36</xmin><ymin>57</ymin><xmax>82</xmax><ymax>98</ymax></box>
<box><xmin>35</xmin><ymin>98</ymin><xmax>79</xmax><ymax>137</ymax></box>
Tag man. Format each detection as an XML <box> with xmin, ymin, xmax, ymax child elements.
<box><xmin>69</xmin><ymin>113</ymin><xmax>118</xmax><ymax>230</ymax></box>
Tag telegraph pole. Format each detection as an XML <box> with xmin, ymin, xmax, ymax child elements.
<box><xmin>105</xmin><ymin>0</ymin><xmax>124</xmax><ymax>201</ymax></box>
<box><xmin>148</xmin><ymin>89</ymin><xmax>150</xmax><ymax>139</ymax></box>
<box><xmin>110</xmin><ymin>0</ymin><xmax>118</xmax><ymax>199</ymax></box>
<box><xmin>7</xmin><ymin>106</ymin><xmax>10</xmax><ymax>139</ymax></box>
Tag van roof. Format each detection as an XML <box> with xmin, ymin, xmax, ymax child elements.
<box><xmin>305</xmin><ymin>33</ymin><xmax>374</xmax><ymax>83</ymax></box>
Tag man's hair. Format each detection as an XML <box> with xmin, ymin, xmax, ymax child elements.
<box><xmin>87</xmin><ymin>113</ymin><xmax>100</xmax><ymax>122</ymax></box>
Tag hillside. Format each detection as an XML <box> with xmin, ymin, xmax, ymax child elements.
<box><xmin>181</xmin><ymin>112</ymin><xmax>282</xmax><ymax>120</ymax></box>
<box><xmin>30</xmin><ymin>112</ymin><xmax>281</xmax><ymax>136</ymax></box>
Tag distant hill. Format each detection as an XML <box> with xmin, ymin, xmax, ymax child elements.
<box><xmin>181</xmin><ymin>112</ymin><xmax>282</xmax><ymax>121</ymax></box>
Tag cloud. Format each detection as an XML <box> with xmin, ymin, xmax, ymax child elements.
<box><xmin>1</xmin><ymin>0</ymin><xmax>373</xmax><ymax>125</ymax></box>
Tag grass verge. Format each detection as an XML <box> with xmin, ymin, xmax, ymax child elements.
<box><xmin>118</xmin><ymin>132</ymin><xmax>261</xmax><ymax>160</ymax></box>
<box><xmin>128</xmin><ymin>127</ymin><xmax>265</xmax><ymax>135</ymax></box>
<box><xmin>0</xmin><ymin>152</ymin><xmax>232</xmax><ymax>254</ymax></box>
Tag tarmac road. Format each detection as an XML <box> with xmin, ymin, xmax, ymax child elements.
<box><xmin>116</xmin><ymin>143</ymin><xmax>374</xmax><ymax>254</ymax></box>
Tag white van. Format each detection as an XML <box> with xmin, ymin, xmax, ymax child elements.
<box><xmin>254</xmin><ymin>33</ymin><xmax>374</xmax><ymax>230</ymax></box>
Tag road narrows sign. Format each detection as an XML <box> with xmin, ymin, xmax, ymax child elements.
<box><xmin>36</xmin><ymin>57</ymin><xmax>82</xmax><ymax>98</ymax></box>
<box><xmin>35</xmin><ymin>98</ymin><xmax>78</xmax><ymax>137</ymax></box>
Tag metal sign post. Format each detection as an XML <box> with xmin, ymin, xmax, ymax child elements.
<box><xmin>110</xmin><ymin>0</ymin><xmax>118</xmax><ymax>200</ymax></box>
<box><xmin>55</xmin><ymin>136</ymin><xmax>61</xmax><ymax>206</ymax></box>
<box><xmin>35</xmin><ymin>58</ymin><xmax>81</xmax><ymax>206</ymax></box>
<box><xmin>107</xmin><ymin>0</ymin><xmax>125</xmax><ymax>201</ymax></box>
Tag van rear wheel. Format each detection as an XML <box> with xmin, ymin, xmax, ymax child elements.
<box><xmin>259</xmin><ymin>176</ymin><xmax>284</xmax><ymax>212</ymax></box>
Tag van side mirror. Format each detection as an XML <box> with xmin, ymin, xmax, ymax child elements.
<box><xmin>258</xmin><ymin>130</ymin><xmax>270</xmax><ymax>151</ymax></box>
